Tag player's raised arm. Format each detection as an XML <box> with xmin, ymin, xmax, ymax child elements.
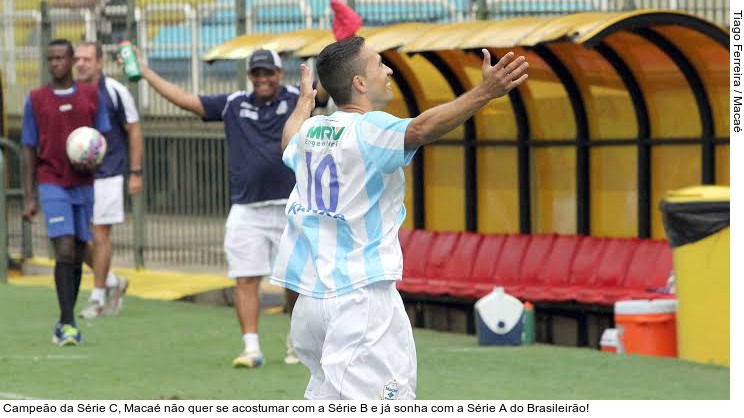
<box><xmin>131</xmin><ymin>46</ymin><xmax>207</xmax><ymax>117</ymax></box>
<box><xmin>282</xmin><ymin>63</ymin><xmax>317</xmax><ymax>151</ymax></box>
<box><xmin>404</xmin><ymin>49</ymin><xmax>528</xmax><ymax>150</ymax></box>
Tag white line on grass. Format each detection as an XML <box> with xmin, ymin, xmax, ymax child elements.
<box><xmin>0</xmin><ymin>392</ymin><xmax>40</xmax><ymax>400</ymax></box>
<box><xmin>432</xmin><ymin>347</ymin><xmax>519</xmax><ymax>353</ymax></box>
<box><xmin>0</xmin><ymin>354</ymin><xmax>88</xmax><ymax>361</ymax></box>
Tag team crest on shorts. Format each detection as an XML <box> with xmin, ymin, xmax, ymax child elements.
<box><xmin>381</xmin><ymin>380</ymin><xmax>399</xmax><ymax>400</ymax></box>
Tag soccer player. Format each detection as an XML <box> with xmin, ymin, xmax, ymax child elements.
<box><xmin>74</xmin><ymin>41</ymin><xmax>143</xmax><ymax>319</ymax></box>
<box><xmin>22</xmin><ymin>39</ymin><xmax>111</xmax><ymax>346</ymax></box>
<box><xmin>271</xmin><ymin>37</ymin><xmax>529</xmax><ymax>399</ymax></box>
<box><xmin>134</xmin><ymin>47</ymin><xmax>327</xmax><ymax>367</ymax></box>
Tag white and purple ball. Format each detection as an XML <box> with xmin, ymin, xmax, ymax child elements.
<box><xmin>66</xmin><ymin>127</ymin><xmax>107</xmax><ymax>169</ymax></box>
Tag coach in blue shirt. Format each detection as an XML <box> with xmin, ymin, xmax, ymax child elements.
<box><xmin>136</xmin><ymin>48</ymin><xmax>327</xmax><ymax>368</ymax></box>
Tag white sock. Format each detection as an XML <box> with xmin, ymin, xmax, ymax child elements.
<box><xmin>90</xmin><ymin>288</ymin><xmax>106</xmax><ymax>305</ymax></box>
<box><xmin>105</xmin><ymin>272</ymin><xmax>118</xmax><ymax>287</ymax></box>
<box><xmin>242</xmin><ymin>333</ymin><xmax>260</xmax><ymax>353</ymax></box>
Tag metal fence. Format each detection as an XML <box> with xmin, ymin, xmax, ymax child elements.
<box><xmin>1</xmin><ymin>1</ymin><xmax>731</xmax><ymax>117</ymax></box>
<box><xmin>476</xmin><ymin>0</ymin><xmax>729</xmax><ymax>24</ymax></box>
<box><xmin>0</xmin><ymin>0</ymin><xmax>731</xmax><ymax>271</ymax></box>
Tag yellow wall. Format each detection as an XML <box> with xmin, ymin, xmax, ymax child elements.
<box><xmin>716</xmin><ymin>145</ymin><xmax>730</xmax><ymax>185</ymax></box>
<box><xmin>532</xmin><ymin>147</ymin><xmax>576</xmax><ymax>233</ymax></box>
<box><xmin>590</xmin><ymin>147</ymin><xmax>638</xmax><ymax>237</ymax></box>
<box><xmin>651</xmin><ymin>146</ymin><xmax>701</xmax><ymax>238</ymax></box>
<box><xmin>477</xmin><ymin>148</ymin><xmax>520</xmax><ymax>233</ymax></box>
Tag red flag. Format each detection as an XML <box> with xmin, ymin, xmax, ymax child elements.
<box><xmin>331</xmin><ymin>0</ymin><xmax>362</xmax><ymax>41</ymax></box>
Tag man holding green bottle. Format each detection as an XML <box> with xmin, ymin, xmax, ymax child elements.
<box><xmin>74</xmin><ymin>41</ymin><xmax>143</xmax><ymax>319</ymax></box>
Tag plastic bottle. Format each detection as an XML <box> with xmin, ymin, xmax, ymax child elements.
<box><xmin>118</xmin><ymin>41</ymin><xmax>142</xmax><ymax>82</ymax></box>
<box><xmin>521</xmin><ymin>301</ymin><xmax>536</xmax><ymax>344</ymax></box>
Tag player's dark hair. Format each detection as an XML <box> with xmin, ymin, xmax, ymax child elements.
<box><xmin>316</xmin><ymin>36</ymin><xmax>366</xmax><ymax>106</ymax></box>
<box><xmin>48</xmin><ymin>39</ymin><xmax>74</xmax><ymax>57</ymax></box>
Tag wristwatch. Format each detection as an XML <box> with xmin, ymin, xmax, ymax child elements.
<box><xmin>130</xmin><ymin>169</ymin><xmax>143</xmax><ymax>176</ymax></box>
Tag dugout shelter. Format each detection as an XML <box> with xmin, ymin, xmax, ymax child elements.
<box><xmin>203</xmin><ymin>10</ymin><xmax>730</xmax><ymax>241</ymax></box>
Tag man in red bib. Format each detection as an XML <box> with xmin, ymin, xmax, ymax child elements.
<box><xmin>21</xmin><ymin>39</ymin><xmax>111</xmax><ymax>346</ymax></box>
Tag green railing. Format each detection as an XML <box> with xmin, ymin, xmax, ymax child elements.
<box><xmin>1</xmin><ymin>137</ymin><xmax>32</xmax><ymax>282</ymax></box>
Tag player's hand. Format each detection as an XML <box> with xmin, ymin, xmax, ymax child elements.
<box><xmin>22</xmin><ymin>198</ymin><xmax>37</xmax><ymax>222</ymax></box>
<box><xmin>128</xmin><ymin>173</ymin><xmax>143</xmax><ymax>195</ymax></box>
<box><xmin>299</xmin><ymin>63</ymin><xmax>317</xmax><ymax>106</ymax></box>
<box><xmin>479</xmin><ymin>49</ymin><xmax>529</xmax><ymax>99</ymax></box>
<box><xmin>117</xmin><ymin>45</ymin><xmax>148</xmax><ymax>72</ymax></box>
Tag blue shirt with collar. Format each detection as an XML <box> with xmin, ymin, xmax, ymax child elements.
<box><xmin>199</xmin><ymin>85</ymin><xmax>299</xmax><ymax>205</ymax></box>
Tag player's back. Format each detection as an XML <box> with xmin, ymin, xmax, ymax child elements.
<box><xmin>273</xmin><ymin>110</ymin><xmax>414</xmax><ymax>298</ymax></box>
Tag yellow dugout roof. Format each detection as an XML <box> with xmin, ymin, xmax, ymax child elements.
<box><xmin>203</xmin><ymin>10</ymin><xmax>726</xmax><ymax>58</ymax></box>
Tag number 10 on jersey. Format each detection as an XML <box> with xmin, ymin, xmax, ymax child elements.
<box><xmin>306</xmin><ymin>152</ymin><xmax>339</xmax><ymax>213</ymax></box>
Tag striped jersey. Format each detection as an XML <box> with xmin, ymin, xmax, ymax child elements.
<box><xmin>270</xmin><ymin>110</ymin><xmax>416</xmax><ymax>298</ymax></box>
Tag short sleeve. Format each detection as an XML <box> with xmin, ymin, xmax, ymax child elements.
<box><xmin>117</xmin><ymin>83</ymin><xmax>140</xmax><ymax>124</ymax></box>
<box><xmin>282</xmin><ymin>134</ymin><xmax>300</xmax><ymax>172</ymax></box>
<box><xmin>21</xmin><ymin>95</ymin><xmax>38</xmax><ymax>147</ymax></box>
<box><xmin>95</xmin><ymin>89</ymin><xmax>112</xmax><ymax>133</ymax></box>
<box><xmin>199</xmin><ymin>94</ymin><xmax>230</xmax><ymax>121</ymax></box>
<box><xmin>359</xmin><ymin>111</ymin><xmax>414</xmax><ymax>173</ymax></box>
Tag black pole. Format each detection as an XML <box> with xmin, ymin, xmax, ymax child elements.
<box><xmin>595</xmin><ymin>42</ymin><xmax>652</xmax><ymax>238</ymax></box>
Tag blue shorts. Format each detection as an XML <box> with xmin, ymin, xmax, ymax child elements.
<box><xmin>39</xmin><ymin>183</ymin><xmax>94</xmax><ymax>241</ymax></box>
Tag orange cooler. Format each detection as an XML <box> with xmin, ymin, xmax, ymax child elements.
<box><xmin>614</xmin><ymin>299</ymin><xmax>677</xmax><ymax>357</ymax></box>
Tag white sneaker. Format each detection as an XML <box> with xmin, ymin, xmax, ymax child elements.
<box><xmin>233</xmin><ymin>350</ymin><xmax>264</xmax><ymax>368</ymax></box>
<box><xmin>103</xmin><ymin>275</ymin><xmax>128</xmax><ymax>316</ymax></box>
<box><xmin>78</xmin><ymin>299</ymin><xmax>104</xmax><ymax>319</ymax></box>
<box><xmin>284</xmin><ymin>336</ymin><xmax>300</xmax><ymax>365</ymax></box>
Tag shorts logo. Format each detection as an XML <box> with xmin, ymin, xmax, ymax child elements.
<box><xmin>382</xmin><ymin>380</ymin><xmax>399</xmax><ymax>400</ymax></box>
<box><xmin>49</xmin><ymin>216</ymin><xmax>65</xmax><ymax>224</ymax></box>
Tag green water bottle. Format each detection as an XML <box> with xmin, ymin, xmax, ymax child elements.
<box><xmin>118</xmin><ymin>41</ymin><xmax>142</xmax><ymax>82</ymax></box>
<box><xmin>522</xmin><ymin>301</ymin><xmax>536</xmax><ymax>344</ymax></box>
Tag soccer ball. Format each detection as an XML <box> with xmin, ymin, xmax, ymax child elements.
<box><xmin>66</xmin><ymin>127</ymin><xmax>107</xmax><ymax>170</ymax></box>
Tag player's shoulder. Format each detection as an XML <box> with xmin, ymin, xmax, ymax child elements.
<box><xmin>29</xmin><ymin>85</ymin><xmax>47</xmax><ymax>95</ymax></box>
<box><xmin>28</xmin><ymin>84</ymin><xmax>50</xmax><ymax>99</ymax></box>
<box><xmin>300</xmin><ymin>114</ymin><xmax>326</xmax><ymax>128</ymax></box>
<box><xmin>361</xmin><ymin>111</ymin><xmax>402</xmax><ymax>126</ymax></box>
<box><xmin>225</xmin><ymin>90</ymin><xmax>249</xmax><ymax>105</ymax></box>
<box><xmin>284</xmin><ymin>85</ymin><xmax>300</xmax><ymax>96</ymax></box>
<box><xmin>104</xmin><ymin>76</ymin><xmax>128</xmax><ymax>93</ymax></box>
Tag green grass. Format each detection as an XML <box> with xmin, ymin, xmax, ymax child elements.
<box><xmin>0</xmin><ymin>284</ymin><xmax>729</xmax><ymax>400</ymax></box>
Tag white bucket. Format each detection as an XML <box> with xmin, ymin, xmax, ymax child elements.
<box><xmin>474</xmin><ymin>287</ymin><xmax>524</xmax><ymax>346</ymax></box>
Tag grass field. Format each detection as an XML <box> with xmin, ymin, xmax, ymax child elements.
<box><xmin>0</xmin><ymin>284</ymin><xmax>729</xmax><ymax>400</ymax></box>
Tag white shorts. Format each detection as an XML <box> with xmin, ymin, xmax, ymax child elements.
<box><xmin>290</xmin><ymin>280</ymin><xmax>417</xmax><ymax>400</ymax></box>
<box><xmin>93</xmin><ymin>175</ymin><xmax>125</xmax><ymax>225</ymax></box>
<box><xmin>224</xmin><ymin>203</ymin><xmax>286</xmax><ymax>279</ymax></box>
